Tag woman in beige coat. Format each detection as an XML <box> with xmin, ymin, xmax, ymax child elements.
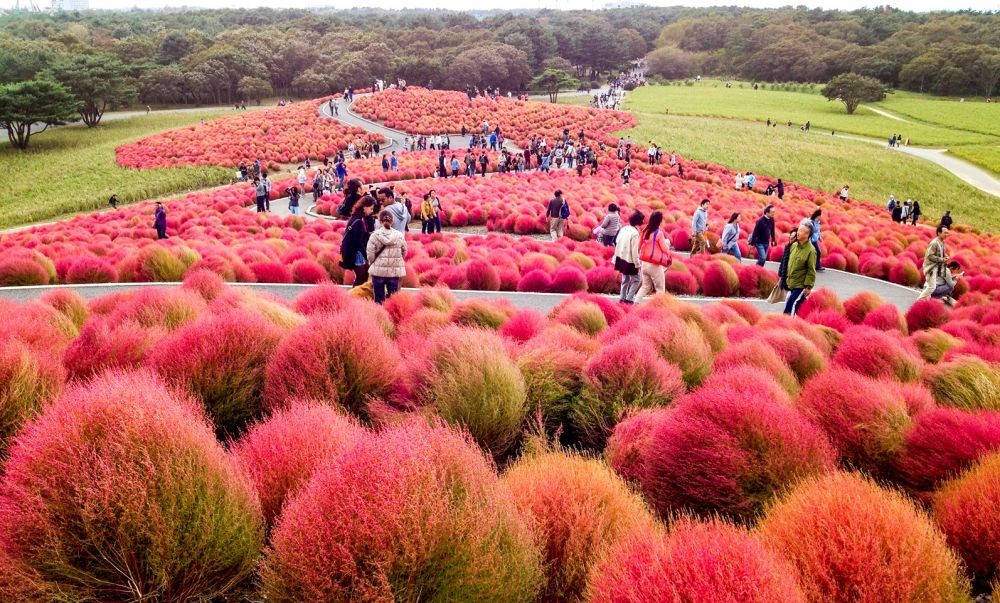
<box><xmin>366</xmin><ymin>210</ymin><xmax>408</xmax><ymax>304</ymax></box>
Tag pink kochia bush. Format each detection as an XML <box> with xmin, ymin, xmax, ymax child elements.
<box><xmin>149</xmin><ymin>309</ymin><xmax>285</xmax><ymax>436</ymax></box>
<box><xmin>637</xmin><ymin>388</ymin><xmax>836</xmax><ymax>522</ymax></box>
<box><xmin>759</xmin><ymin>472</ymin><xmax>970</xmax><ymax>603</ymax></box>
<box><xmin>260</xmin><ymin>421</ymin><xmax>544</xmax><ymax>602</ymax></box>
<box><xmin>833</xmin><ymin>326</ymin><xmax>923</xmax><ymax>382</ymax></box>
<box><xmin>264</xmin><ymin>307</ymin><xmax>400</xmax><ymax>420</ymax></box>
<box><xmin>0</xmin><ymin>371</ymin><xmax>263</xmax><ymax>601</ymax></box>
<box><xmin>0</xmin><ymin>340</ymin><xmax>64</xmax><ymax>454</ymax></box>
<box><xmin>585</xmin><ymin>518</ymin><xmax>806</xmax><ymax>603</ymax></box>
<box><xmin>933</xmin><ymin>451</ymin><xmax>1000</xmax><ymax>584</ymax></box>
<box><xmin>502</xmin><ymin>450</ymin><xmax>657</xmax><ymax>602</ymax></box>
<box><xmin>232</xmin><ymin>401</ymin><xmax>366</xmax><ymax>526</ymax></box>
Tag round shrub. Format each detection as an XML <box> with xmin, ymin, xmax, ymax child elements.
<box><xmin>410</xmin><ymin>326</ymin><xmax>528</xmax><ymax>459</ymax></box>
<box><xmin>232</xmin><ymin>401</ymin><xmax>366</xmax><ymax>527</ymax></box>
<box><xmin>664</xmin><ymin>270</ymin><xmax>699</xmax><ymax>295</ymax></box>
<box><xmin>797</xmin><ymin>287</ymin><xmax>843</xmax><ymax>318</ymax></box>
<box><xmin>500</xmin><ymin>308</ymin><xmax>547</xmax><ymax>342</ymax></box>
<box><xmin>586</xmin><ymin>267</ymin><xmax>620</xmax><ymax>294</ymax></box>
<box><xmin>517</xmin><ymin>269</ymin><xmax>553</xmax><ymax>292</ymax></box>
<box><xmin>759</xmin><ymin>329</ymin><xmax>827</xmax><ymax>384</ymax></box>
<box><xmin>264</xmin><ymin>309</ymin><xmax>400</xmax><ymax>420</ymax></box>
<box><xmin>63</xmin><ymin>318</ymin><xmax>165</xmax><ymax>381</ymax></box>
<box><xmin>549</xmin><ymin>266</ymin><xmax>589</xmax><ymax>293</ymax></box>
<box><xmin>260</xmin><ymin>421</ymin><xmax>543</xmax><ymax>602</ymax></box>
<box><xmin>713</xmin><ymin>340</ymin><xmax>800</xmax><ymax>397</ymax></box>
<box><xmin>844</xmin><ymin>291</ymin><xmax>883</xmax><ymax>324</ymax></box>
<box><xmin>105</xmin><ymin>287</ymin><xmax>206</xmax><ymax>331</ymax></box>
<box><xmin>910</xmin><ymin>328</ymin><xmax>962</xmax><ymax>364</ymax></box>
<box><xmin>150</xmin><ymin>310</ymin><xmax>284</xmax><ymax>437</ymax></box>
<box><xmin>701</xmin><ymin>261</ymin><xmax>739</xmax><ymax>297</ymax></box>
<box><xmin>465</xmin><ymin>259</ymin><xmax>501</xmax><ymax>291</ymax></box>
<box><xmin>0</xmin><ymin>341</ymin><xmax>63</xmax><ymax>455</ymax></box>
<box><xmin>573</xmin><ymin>335</ymin><xmax>686</xmax><ymax>449</ymax></box>
<box><xmin>862</xmin><ymin>303</ymin><xmax>908</xmax><ymax>334</ymax></box>
<box><xmin>64</xmin><ymin>256</ymin><xmax>118</xmax><ymax>284</ymax></box>
<box><xmin>797</xmin><ymin>368</ymin><xmax>917</xmax><ymax>474</ymax></box>
<box><xmin>760</xmin><ymin>472</ymin><xmax>970</xmax><ymax>603</ymax></box>
<box><xmin>586</xmin><ymin>519</ymin><xmax>805</xmax><ymax>603</ymax></box>
<box><xmin>641</xmin><ymin>390</ymin><xmax>836</xmax><ymax>521</ymax></box>
<box><xmin>605</xmin><ymin>408</ymin><xmax>671</xmax><ymax>487</ymax></box>
<box><xmin>833</xmin><ymin>326</ymin><xmax>922</xmax><ymax>382</ymax></box>
<box><xmin>907</xmin><ymin>299</ymin><xmax>951</xmax><ymax>332</ymax></box>
<box><xmin>292</xmin><ymin>283</ymin><xmax>352</xmax><ymax>315</ymax></box>
<box><xmin>551</xmin><ymin>299</ymin><xmax>609</xmax><ymax>336</ymax></box>
<box><xmin>889</xmin><ymin>259</ymin><xmax>922</xmax><ymax>287</ymax></box>
<box><xmin>0</xmin><ymin>371</ymin><xmax>263</xmax><ymax>600</ymax></box>
<box><xmin>182</xmin><ymin>268</ymin><xmax>228</xmax><ymax>301</ymax></box>
<box><xmin>251</xmin><ymin>260</ymin><xmax>294</xmax><ymax>283</ymax></box>
<box><xmin>0</xmin><ymin>256</ymin><xmax>50</xmax><ymax>286</ymax></box>
<box><xmin>290</xmin><ymin>259</ymin><xmax>329</xmax><ymax>284</ymax></box>
<box><xmin>923</xmin><ymin>356</ymin><xmax>1000</xmax><ymax>411</ymax></box>
<box><xmin>894</xmin><ymin>407</ymin><xmax>1000</xmax><ymax>494</ymax></box>
<box><xmin>450</xmin><ymin>298</ymin><xmax>513</xmax><ymax>329</ymax></box>
<box><xmin>699</xmin><ymin>364</ymin><xmax>793</xmax><ymax>406</ymax></box>
<box><xmin>517</xmin><ymin>344</ymin><xmax>586</xmax><ymax>435</ymax></box>
<box><xmin>933</xmin><ymin>452</ymin><xmax>1000</xmax><ymax>583</ymax></box>
<box><xmin>134</xmin><ymin>244</ymin><xmax>187</xmax><ymax>282</ymax></box>
<box><xmin>502</xmin><ymin>451</ymin><xmax>657</xmax><ymax>602</ymax></box>
<box><xmin>606</xmin><ymin>308</ymin><xmax>714</xmax><ymax>389</ymax></box>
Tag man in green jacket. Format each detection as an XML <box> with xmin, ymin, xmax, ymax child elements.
<box><xmin>783</xmin><ymin>222</ymin><xmax>818</xmax><ymax>316</ymax></box>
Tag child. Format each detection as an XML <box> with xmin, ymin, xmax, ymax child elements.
<box><xmin>621</xmin><ymin>161</ymin><xmax>631</xmax><ymax>186</ymax></box>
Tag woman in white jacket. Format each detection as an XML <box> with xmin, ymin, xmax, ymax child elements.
<box><xmin>613</xmin><ymin>211</ymin><xmax>645</xmax><ymax>304</ymax></box>
<box><xmin>366</xmin><ymin>210</ymin><xmax>408</xmax><ymax>304</ymax></box>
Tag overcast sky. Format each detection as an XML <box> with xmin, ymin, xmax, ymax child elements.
<box><xmin>4</xmin><ymin>0</ymin><xmax>999</xmax><ymax>12</ymax></box>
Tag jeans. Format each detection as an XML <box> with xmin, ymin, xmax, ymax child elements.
<box><xmin>372</xmin><ymin>276</ymin><xmax>400</xmax><ymax>304</ymax></box>
<box><xmin>289</xmin><ymin>205</ymin><xmax>300</xmax><ymax>215</ymax></box>
<box><xmin>433</xmin><ymin>215</ymin><xmax>442</xmax><ymax>233</ymax></box>
<box><xmin>755</xmin><ymin>243</ymin><xmax>769</xmax><ymax>266</ymax></box>
<box><xmin>256</xmin><ymin>195</ymin><xmax>266</xmax><ymax>212</ymax></box>
<box><xmin>813</xmin><ymin>241</ymin><xmax>822</xmax><ymax>269</ymax></box>
<box><xmin>619</xmin><ymin>273</ymin><xmax>641</xmax><ymax>302</ymax></box>
<box><xmin>156</xmin><ymin>226</ymin><xmax>167</xmax><ymax>239</ymax></box>
<box><xmin>600</xmin><ymin>234</ymin><xmax>617</xmax><ymax>247</ymax></box>
<box><xmin>783</xmin><ymin>288</ymin><xmax>807</xmax><ymax>316</ymax></box>
<box><xmin>725</xmin><ymin>244</ymin><xmax>742</xmax><ymax>261</ymax></box>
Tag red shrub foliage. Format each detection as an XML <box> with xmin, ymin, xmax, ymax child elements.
<box><xmin>701</xmin><ymin>261</ymin><xmax>739</xmax><ymax>297</ymax></box>
<box><xmin>517</xmin><ymin>269</ymin><xmax>553</xmax><ymax>292</ymax></box>
<box><xmin>260</xmin><ymin>420</ymin><xmax>543</xmax><ymax>601</ymax></box>
<box><xmin>933</xmin><ymin>452</ymin><xmax>1000</xmax><ymax>583</ymax></box>
<box><xmin>0</xmin><ymin>341</ymin><xmax>64</xmax><ymax>454</ymax></box>
<box><xmin>502</xmin><ymin>451</ymin><xmax>656</xmax><ymax>602</ymax></box>
<box><xmin>713</xmin><ymin>340</ymin><xmax>800</xmax><ymax>397</ymax></box>
<box><xmin>264</xmin><ymin>308</ymin><xmax>399</xmax><ymax>420</ymax></box>
<box><xmin>499</xmin><ymin>308</ymin><xmax>547</xmax><ymax>343</ymax></box>
<box><xmin>894</xmin><ymin>407</ymin><xmax>1000</xmax><ymax>494</ymax></box>
<box><xmin>0</xmin><ymin>371</ymin><xmax>263</xmax><ymax>601</ymax></box>
<box><xmin>760</xmin><ymin>472</ymin><xmax>970</xmax><ymax>603</ymax></box>
<box><xmin>907</xmin><ymin>299</ymin><xmax>952</xmax><ymax>332</ymax></box>
<box><xmin>586</xmin><ymin>518</ymin><xmax>805</xmax><ymax>603</ymax></box>
<box><xmin>605</xmin><ymin>408</ymin><xmax>672</xmax><ymax>487</ymax></box>
<box><xmin>862</xmin><ymin>303</ymin><xmax>908</xmax><ymax>334</ymax></box>
<box><xmin>797</xmin><ymin>367</ymin><xmax>918</xmax><ymax>474</ymax></box>
<box><xmin>64</xmin><ymin>256</ymin><xmax>118</xmax><ymax>284</ymax></box>
<box><xmin>149</xmin><ymin>309</ymin><xmax>285</xmax><ymax>437</ymax></box>
<box><xmin>640</xmin><ymin>388</ymin><xmax>836</xmax><ymax>521</ymax></box>
<box><xmin>290</xmin><ymin>259</ymin><xmax>330</xmax><ymax>284</ymax></box>
<box><xmin>843</xmin><ymin>291</ymin><xmax>883</xmax><ymax>324</ymax></box>
<box><xmin>63</xmin><ymin>318</ymin><xmax>165</xmax><ymax>380</ymax></box>
<box><xmin>549</xmin><ymin>265</ymin><xmax>589</xmax><ymax>293</ymax></box>
<box><xmin>833</xmin><ymin>326</ymin><xmax>922</xmax><ymax>382</ymax></box>
<box><xmin>797</xmin><ymin>287</ymin><xmax>844</xmax><ymax>318</ymax></box>
<box><xmin>465</xmin><ymin>259</ymin><xmax>502</xmax><ymax>291</ymax></box>
<box><xmin>182</xmin><ymin>268</ymin><xmax>228</xmax><ymax>301</ymax></box>
<box><xmin>232</xmin><ymin>401</ymin><xmax>367</xmax><ymax>526</ymax></box>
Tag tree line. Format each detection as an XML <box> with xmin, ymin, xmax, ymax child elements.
<box><xmin>645</xmin><ymin>7</ymin><xmax>1000</xmax><ymax>99</ymax></box>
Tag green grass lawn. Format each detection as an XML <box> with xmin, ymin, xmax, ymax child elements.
<box><xmin>619</xmin><ymin>112</ymin><xmax>1000</xmax><ymax>233</ymax></box>
<box><xmin>625</xmin><ymin>82</ymin><xmax>999</xmax><ymax>173</ymax></box>
<box><xmin>0</xmin><ymin>111</ymin><xmax>233</xmax><ymax>229</ymax></box>
<box><xmin>880</xmin><ymin>91</ymin><xmax>1000</xmax><ymax>138</ymax></box>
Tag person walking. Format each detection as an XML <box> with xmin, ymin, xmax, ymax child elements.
<box><xmin>810</xmin><ymin>209</ymin><xmax>824</xmax><ymax>271</ymax></box>
<box><xmin>911</xmin><ymin>200</ymin><xmax>921</xmax><ymax>226</ymax></box>
<box><xmin>782</xmin><ymin>222</ymin><xmax>817</xmax><ymax>316</ymax></box>
<box><xmin>545</xmin><ymin>189</ymin><xmax>569</xmax><ymax>241</ymax></box>
<box><xmin>420</xmin><ymin>192</ymin><xmax>438</xmax><ymax>234</ymax></box>
<box><xmin>690</xmin><ymin>198</ymin><xmax>710</xmax><ymax>255</ymax></box>
<box><xmin>940</xmin><ymin>210</ymin><xmax>953</xmax><ymax>229</ymax></box>
<box><xmin>918</xmin><ymin>225</ymin><xmax>951</xmax><ymax>301</ymax></box>
<box><xmin>597</xmin><ymin>203</ymin><xmax>621</xmax><ymax>247</ymax></box>
<box><xmin>254</xmin><ymin>177</ymin><xmax>267</xmax><ymax>213</ymax></box>
<box><xmin>635</xmin><ymin>210</ymin><xmax>673</xmax><ymax>302</ymax></box>
<box><xmin>340</xmin><ymin>196</ymin><xmax>377</xmax><ymax>287</ymax></box>
<box><xmin>720</xmin><ymin>212</ymin><xmax>742</xmax><ymax>261</ymax></box>
<box><xmin>776</xmin><ymin>178</ymin><xmax>784</xmax><ymax>200</ymax></box>
<box><xmin>153</xmin><ymin>202</ymin><xmax>168</xmax><ymax>239</ymax></box>
<box><xmin>286</xmin><ymin>186</ymin><xmax>301</xmax><ymax>215</ymax></box>
<box><xmin>367</xmin><ymin>209</ymin><xmax>408</xmax><ymax>304</ymax></box>
<box><xmin>749</xmin><ymin>204</ymin><xmax>777</xmax><ymax>267</ymax></box>
<box><xmin>297</xmin><ymin>165</ymin><xmax>307</xmax><ymax>191</ymax></box>
<box><xmin>614</xmin><ymin>211</ymin><xmax>644</xmax><ymax>304</ymax></box>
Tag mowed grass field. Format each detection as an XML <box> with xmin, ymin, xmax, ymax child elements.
<box><xmin>0</xmin><ymin>111</ymin><xmax>233</xmax><ymax>229</ymax></box>
<box><xmin>614</xmin><ymin>112</ymin><xmax>1000</xmax><ymax>232</ymax></box>
<box><xmin>625</xmin><ymin>82</ymin><xmax>1000</xmax><ymax>173</ymax></box>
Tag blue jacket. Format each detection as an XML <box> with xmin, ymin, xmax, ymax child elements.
<box><xmin>691</xmin><ymin>206</ymin><xmax>708</xmax><ymax>234</ymax></box>
<box><xmin>810</xmin><ymin>219</ymin><xmax>821</xmax><ymax>243</ymax></box>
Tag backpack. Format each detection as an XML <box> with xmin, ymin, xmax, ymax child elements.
<box><xmin>560</xmin><ymin>200</ymin><xmax>570</xmax><ymax>219</ymax></box>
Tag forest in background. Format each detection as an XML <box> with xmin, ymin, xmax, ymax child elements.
<box><xmin>0</xmin><ymin>6</ymin><xmax>997</xmax><ymax>109</ymax></box>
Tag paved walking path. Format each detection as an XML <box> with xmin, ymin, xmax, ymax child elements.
<box><xmin>865</xmin><ymin>106</ymin><xmax>910</xmax><ymax>123</ymax></box>
<box><xmin>810</xmin><ymin>129</ymin><xmax>1000</xmax><ymax>198</ymax></box>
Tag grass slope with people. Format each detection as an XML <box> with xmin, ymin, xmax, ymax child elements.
<box><xmin>0</xmin><ymin>111</ymin><xmax>233</xmax><ymax>229</ymax></box>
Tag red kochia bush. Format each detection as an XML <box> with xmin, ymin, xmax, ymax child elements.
<box><xmin>500</xmin><ymin>308</ymin><xmax>547</xmax><ymax>342</ymax></box>
<box><xmin>0</xmin><ymin>341</ymin><xmax>64</xmax><ymax>454</ymax></box>
<box><xmin>641</xmin><ymin>390</ymin><xmax>836</xmax><ymax>521</ymax></box>
<box><xmin>759</xmin><ymin>472</ymin><xmax>970</xmax><ymax>603</ymax></box>
<box><xmin>894</xmin><ymin>407</ymin><xmax>1000</xmax><ymax>494</ymax></box>
<box><xmin>586</xmin><ymin>519</ymin><xmax>806</xmax><ymax>603</ymax></box>
<box><xmin>260</xmin><ymin>420</ymin><xmax>543</xmax><ymax>602</ymax></box>
<box><xmin>833</xmin><ymin>326</ymin><xmax>922</xmax><ymax>382</ymax></box>
<box><xmin>264</xmin><ymin>308</ymin><xmax>400</xmax><ymax>420</ymax></box>
<box><xmin>605</xmin><ymin>408</ymin><xmax>672</xmax><ymax>487</ymax></box>
<box><xmin>933</xmin><ymin>452</ymin><xmax>1000</xmax><ymax>583</ymax></box>
<box><xmin>797</xmin><ymin>368</ymin><xmax>917</xmax><ymax>475</ymax></box>
<box><xmin>232</xmin><ymin>401</ymin><xmax>367</xmax><ymax>526</ymax></box>
<box><xmin>843</xmin><ymin>291</ymin><xmax>883</xmax><ymax>324</ymax></box>
<box><xmin>64</xmin><ymin>256</ymin><xmax>118</xmax><ymax>284</ymax></box>
<box><xmin>0</xmin><ymin>371</ymin><xmax>263</xmax><ymax>601</ymax></box>
<box><xmin>149</xmin><ymin>310</ymin><xmax>285</xmax><ymax>437</ymax></box>
<box><xmin>907</xmin><ymin>299</ymin><xmax>952</xmax><ymax>332</ymax></box>
<box><xmin>62</xmin><ymin>318</ymin><xmax>166</xmax><ymax>380</ymax></box>
<box><xmin>464</xmin><ymin>259</ymin><xmax>501</xmax><ymax>291</ymax></box>
<box><xmin>502</xmin><ymin>451</ymin><xmax>657</xmax><ymax>602</ymax></box>
<box><xmin>713</xmin><ymin>340</ymin><xmax>800</xmax><ymax>396</ymax></box>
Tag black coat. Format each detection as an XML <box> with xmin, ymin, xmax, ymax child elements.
<box><xmin>749</xmin><ymin>215</ymin><xmax>776</xmax><ymax>246</ymax></box>
<box><xmin>340</xmin><ymin>215</ymin><xmax>375</xmax><ymax>268</ymax></box>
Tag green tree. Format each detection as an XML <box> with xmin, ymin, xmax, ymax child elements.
<box><xmin>529</xmin><ymin>68</ymin><xmax>580</xmax><ymax>103</ymax></box>
<box><xmin>645</xmin><ymin>46</ymin><xmax>697</xmax><ymax>80</ymax></box>
<box><xmin>44</xmin><ymin>53</ymin><xmax>136</xmax><ymax>127</ymax></box>
<box><xmin>156</xmin><ymin>31</ymin><xmax>193</xmax><ymax>65</ymax></box>
<box><xmin>0</xmin><ymin>79</ymin><xmax>80</xmax><ymax>149</ymax></box>
<box><xmin>821</xmin><ymin>73</ymin><xmax>885</xmax><ymax>115</ymax></box>
<box><xmin>237</xmin><ymin>76</ymin><xmax>272</xmax><ymax>105</ymax></box>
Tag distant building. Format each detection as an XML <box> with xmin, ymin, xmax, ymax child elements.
<box><xmin>52</xmin><ymin>0</ymin><xmax>89</xmax><ymax>10</ymax></box>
